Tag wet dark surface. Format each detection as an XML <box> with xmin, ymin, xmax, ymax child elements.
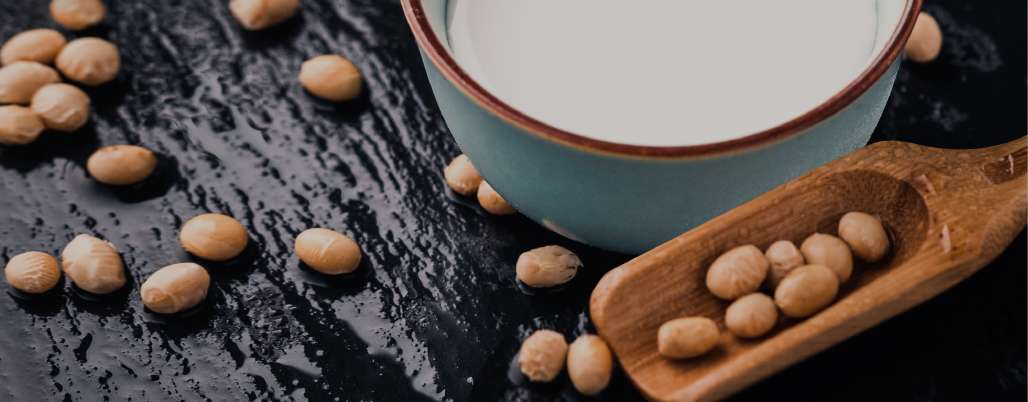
<box><xmin>0</xmin><ymin>1</ymin><xmax>1025</xmax><ymax>401</ymax></box>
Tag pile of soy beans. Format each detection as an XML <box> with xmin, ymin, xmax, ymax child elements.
<box><xmin>0</xmin><ymin>15</ymin><xmax>116</xmax><ymax>144</ymax></box>
<box><xmin>4</xmin><ymin>0</ymin><xmax>370</xmax><ymax>311</ymax></box>
<box><xmin>2</xmin><ymin>0</ymin><xmax>365</xmax><ymax>184</ymax></box>
<box><xmin>0</xmin><ymin>1</ymin><xmax>169</xmax><ymax>187</ymax></box>
<box><xmin>657</xmin><ymin>211</ymin><xmax>891</xmax><ymax>360</ymax></box>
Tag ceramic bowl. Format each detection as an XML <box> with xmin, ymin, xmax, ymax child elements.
<box><xmin>403</xmin><ymin>0</ymin><xmax>923</xmax><ymax>254</ymax></box>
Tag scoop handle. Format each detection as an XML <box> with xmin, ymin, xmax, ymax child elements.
<box><xmin>889</xmin><ymin>137</ymin><xmax>1026</xmax><ymax>263</ymax></box>
<box><xmin>955</xmin><ymin>137</ymin><xmax>1026</xmax><ymax>261</ymax></box>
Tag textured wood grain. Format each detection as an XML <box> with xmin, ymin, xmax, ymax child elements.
<box><xmin>591</xmin><ymin>137</ymin><xmax>1027</xmax><ymax>402</ymax></box>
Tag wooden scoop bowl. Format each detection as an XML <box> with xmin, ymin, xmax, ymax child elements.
<box><xmin>590</xmin><ymin>137</ymin><xmax>1027</xmax><ymax>402</ymax></box>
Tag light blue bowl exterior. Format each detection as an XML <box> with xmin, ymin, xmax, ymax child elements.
<box><xmin>416</xmin><ymin>2</ymin><xmax>901</xmax><ymax>254</ymax></box>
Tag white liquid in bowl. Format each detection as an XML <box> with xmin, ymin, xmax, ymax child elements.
<box><xmin>447</xmin><ymin>1</ymin><xmax>880</xmax><ymax>146</ymax></box>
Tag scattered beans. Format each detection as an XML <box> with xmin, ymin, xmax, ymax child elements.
<box><xmin>724</xmin><ymin>293</ymin><xmax>778</xmax><ymax>338</ymax></box>
<box><xmin>86</xmin><ymin>144</ymin><xmax>158</xmax><ymax>185</ymax></box>
<box><xmin>4</xmin><ymin>251</ymin><xmax>61</xmax><ymax>294</ymax></box>
<box><xmin>477</xmin><ymin>181</ymin><xmax>516</xmax><ymax>215</ymax></box>
<box><xmin>0</xmin><ymin>105</ymin><xmax>44</xmax><ymax>145</ymax></box>
<box><xmin>567</xmin><ymin>335</ymin><xmax>613</xmax><ymax>396</ymax></box>
<box><xmin>774</xmin><ymin>264</ymin><xmax>839</xmax><ymax>318</ymax></box>
<box><xmin>230</xmin><ymin>0</ymin><xmax>300</xmax><ymax>31</ymax></box>
<box><xmin>705</xmin><ymin>244</ymin><xmax>768</xmax><ymax>300</ymax></box>
<box><xmin>294</xmin><ymin>228</ymin><xmax>363</xmax><ymax>275</ymax></box>
<box><xmin>764</xmin><ymin>240</ymin><xmax>804</xmax><ymax>290</ymax></box>
<box><xmin>299</xmin><ymin>55</ymin><xmax>362</xmax><ymax>102</ymax></box>
<box><xmin>1</xmin><ymin>29</ymin><xmax>67</xmax><ymax>66</ymax></box>
<box><xmin>516</xmin><ymin>245</ymin><xmax>582</xmax><ymax>288</ymax></box>
<box><xmin>443</xmin><ymin>154</ymin><xmax>482</xmax><ymax>196</ymax></box>
<box><xmin>61</xmin><ymin>234</ymin><xmax>125</xmax><ymax>294</ymax></box>
<box><xmin>140</xmin><ymin>262</ymin><xmax>210</xmax><ymax>314</ymax></box>
<box><xmin>30</xmin><ymin>83</ymin><xmax>90</xmax><ymax>132</ymax></box>
<box><xmin>179</xmin><ymin>213</ymin><xmax>249</xmax><ymax>262</ymax></box>
<box><xmin>0</xmin><ymin>61</ymin><xmax>61</xmax><ymax>104</ymax></box>
<box><xmin>657</xmin><ymin>316</ymin><xmax>719</xmax><ymax>359</ymax></box>
<box><xmin>905</xmin><ymin>12</ymin><xmax>942</xmax><ymax>63</ymax></box>
<box><xmin>838</xmin><ymin>212</ymin><xmax>890</xmax><ymax>263</ymax></box>
<box><xmin>50</xmin><ymin>0</ymin><xmax>106</xmax><ymax>30</ymax></box>
<box><xmin>518</xmin><ymin>329</ymin><xmax>568</xmax><ymax>382</ymax></box>
<box><xmin>56</xmin><ymin>37</ymin><xmax>120</xmax><ymax>86</ymax></box>
<box><xmin>800</xmin><ymin>233</ymin><xmax>853</xmax><ymax>283</ymax></box>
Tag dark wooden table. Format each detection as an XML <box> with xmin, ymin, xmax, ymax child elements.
<box><xmin>1</xmin><ymin>1</ymin><xmax>1024</xmax><ymax>401</ymax></box>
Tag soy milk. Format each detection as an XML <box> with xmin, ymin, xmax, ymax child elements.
<box><xmin>447</xmin><ymin>1</ymin><xmax>879</xmax><ymax>146</ymax></box>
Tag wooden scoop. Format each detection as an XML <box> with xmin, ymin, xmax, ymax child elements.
<box><xmin>590</xmin><ymin>137</ymin><xmax>1027</xmax><ymax>402</ymax></box>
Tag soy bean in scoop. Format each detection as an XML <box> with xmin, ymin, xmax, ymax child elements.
<box><xmin>764</xmin><ymin>240</ymin><xmax>804</xmax><ymax>290</ymax></box>
<box><xmin>801</xmin><ymin>233</ymin><xmax>853</xmax><ymax>283</ymax></box>
<box><xmin>838</xmin><ymin>211</ymin><xmax>890</xmax><ymax>263</ymax></box>
<box><xmin>774</xmin><ymin>264</ymin><xmax>839</xmax><ymax>318</ymax></box>
<box><xmin>705</xmin><ymin>244</ymin><xmax>769</xmax><ymax>300</ymax></box>
<box><xmin>657</xmin><ymin>316</ymin><xmax>719</xmax><ymax>359</ymax></box>
<box><xmin>725</xmin><ymin>293</ymin><xmax>778</xmax><ymax>338</ymax></box>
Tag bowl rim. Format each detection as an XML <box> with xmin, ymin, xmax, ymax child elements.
<box><xmin>402</xmin><ymin>0</ymin><xmax>923</xmax><ymax>159</ymax></box>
